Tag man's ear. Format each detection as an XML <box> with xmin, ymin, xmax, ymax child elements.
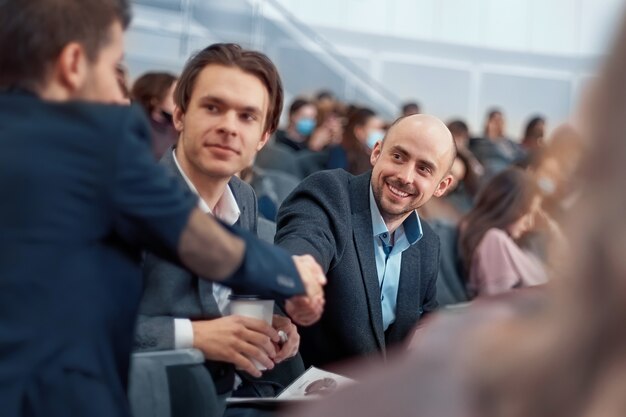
<box><xmin>369</xmin><ymin>140</ymin><xmax>382</xmax><ymax>166</ymax></box>
<box><xmin>57</xmin><ymin>42</ymin><xmax>88</xmax><ymax>94</ymax></box>
<box><xmin>173</xmin><ymin>105</ymin><xmax>185</xmax><ymax>132</ymax></box>
<box><xmin>433</xmin><ymin>174</ymin><xmax>453</xmax><ymax>198</ymax></box>
<box><xmin>257</xmin><ymin>131</ymin><xmax>271</xmax><ymax>151</ymax></box>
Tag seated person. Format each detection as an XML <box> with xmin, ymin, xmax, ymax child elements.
<box><xmin>134</xmin><ymin>44</ymin><xmax>304</xmax><ymax>414</ymax></box>
<box><xmin>275</xmin><ymin>114</ymin><xmax>456</xmax><ymax>370</ymax></box>
<box><xmin>470</xmin><ymin>109</ymin><xmax>526</xmax><ymax>177</ymax></box>
<box><xmin>458</xmin><ymin>168</ymin><xmax>561</xmax><ymax>298</ymax></box>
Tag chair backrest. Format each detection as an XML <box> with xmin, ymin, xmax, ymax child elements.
<box><xmin>428</xmin><ymin>220</ymin><xmax>469</xmax><ymax>307</ymax></box>
<box><xmin>128</xmin><ymin>349</ymin><xmax>221</xmax><ymax>417</ymax></box>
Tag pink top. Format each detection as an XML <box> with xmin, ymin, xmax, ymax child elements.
<box><xmin>468</xmin><ymin>228</ymin><xmax>547</xmax><ymax>297</ymax></box>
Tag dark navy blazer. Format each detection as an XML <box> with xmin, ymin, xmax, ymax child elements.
<box><xmin>0</xmin><ymin>92</ymin><xmax>304</xmax><ymax>417</ymax></box>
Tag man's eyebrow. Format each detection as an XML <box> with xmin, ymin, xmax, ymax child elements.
<box><xmin>197</xmin><ymin>95</ymin><xmax>262</xmax><ymax>115</ymax></box>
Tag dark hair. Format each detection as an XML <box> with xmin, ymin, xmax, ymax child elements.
<box><xmin>0</xmin><ymin>0</ymin><xmax>131</xmax><ymax>91</ymax></box>
<box><xmin>401</xmin><ymin>101</ymin><xmax>420</xmax><ymax>115</ymax></box>
<box><xmin>459</xmin><ymin>168</ymin><xmax>540</xmax><ymax>275</ymax></box>
<box><xmin>131</xmin><ymin>72</ymin><xmax>177</xmax><ymax>116</ymax></box>
<box><xmin>174</xmin><ymin>43</ymin><xmax>283</xmax><ymax>134</ymax></box>
<box><xmin>289</xmin><ymin>98</ymin><xmax>313</xmax><ymax>117</ymax></box>
<box><xmin>523</xmin><ymin>115</ymin><xmax>545</xmax><ymax>141</ymax></box>
<box><xmin>342</xmin><ymin>107</ymin><xmax>377</xmax><ymax>174</ymax></box>
<box><xmin>447</xmin><ymin>120</ymin><xmax>469</xmax><ymax>137</ymax></box>
<box><xmin>483</xmin><ymin>108</ymin><xmax>503</xmax><ymax>136</ymax></box>
<box><xmin>316</xmin><ymin>90</ymin><xmax>335</xmax><ymax>101</ymax></box>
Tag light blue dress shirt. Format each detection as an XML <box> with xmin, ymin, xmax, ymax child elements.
<box><xmin>369</xmin><ymin>186</ymin><xmax>423</xmax><ymax>331</ymax></box>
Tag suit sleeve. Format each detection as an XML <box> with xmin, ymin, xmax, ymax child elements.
<box><xmin>274</xmin><ymin>172</ymin><xmax>345</xmax><ymax>272</ymax></box>
<box><xmin>110</xmin><ymin>105</ymin><xmax>197</xmax><ymax>263</ymax></box>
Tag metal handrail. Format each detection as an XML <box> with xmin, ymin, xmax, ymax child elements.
<box><xmin>255</xmin><ymin>0</ymin><xmax>401</xmax><ymax>115</ymax></box>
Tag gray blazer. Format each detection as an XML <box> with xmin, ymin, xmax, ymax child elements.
<box><xmin>135</xmin><ymin>148</ymin><xmax>303</xmax><ymax>396</ymax></box>
<box><xmin>275</xmin><ymin>169</ymin><xmax>439</xmax><ymax>369</ymax></box>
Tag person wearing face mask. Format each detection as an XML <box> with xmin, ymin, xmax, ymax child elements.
<box><xmin>458</xmin><ymin>168</ymin><xmax>563</xmax><ymax>298</ymax></box>
<box><xmin>131</xmin><ymin>72</ymin><xmax>179</xmax><ymax>159</ymax></box>
<box><xmin>273</xmin><ymin>98</ymin><xmax>318</xmax><ymax>153</ymax></box>
<box><xmin>339</xmin><ymin>106</ymin><xmax>386</xmax><ymax>175</ymax></box>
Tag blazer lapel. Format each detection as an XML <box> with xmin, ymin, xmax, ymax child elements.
<box><xmin>160</xmin><ymin>148</ymin><xmax>221</xmax><ymax>315</ymax></box>
<box><xmin>351</xmin><ymin>173</ymin><xmax>386</xmax><ymax>352</ymax></box>
<box><xmin>386</xmin><ymin>248</ymin><xmax>421</xmax><ymax>345</ymax></box>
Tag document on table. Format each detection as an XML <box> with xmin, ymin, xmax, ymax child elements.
<box><xmin>226</xmin><ymin>366</ymin><xmax>354</xmax><ymax>405</ymax></box>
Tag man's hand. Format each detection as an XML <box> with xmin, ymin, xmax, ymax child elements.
<box><xmin>271</xmin><ymin>314</ymin><xmax>300</xmax><ymax>363</ymax></box>
<box><xmin>191</xmin><ymin>316</ymin><xmax>280</xmax><ymax>377</ymax></box>
<box><xmin>286</xmin><ymin>255</ymin><xmax>326</xmax><ymax>326</ymax></box>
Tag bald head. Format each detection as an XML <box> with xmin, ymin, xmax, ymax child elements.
<box><xmin>384</xmin><ymin>114</ymin><xmax>457</xmax><ymax>174</ymax></box>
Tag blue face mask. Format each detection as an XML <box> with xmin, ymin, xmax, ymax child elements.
<box><xmin>296</xmin><ymin>118</ymin><xmax>316</xmax><ymax>137</ymax></box>
<box><xmin>366</xmin><ymin>130</ymin><xmax>385</xmax><ymax>149</ymax></box>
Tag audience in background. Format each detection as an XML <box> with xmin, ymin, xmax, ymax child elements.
<box><xmin>521</xmin><ymin>115</ymin><xmax>546</xmax><ymax>153</ymax></box>
<box><xmin>447</xmin><ymin>119</ymin><xmax>485</xmax><ymax>196</ymax></box>
<box><xmin>340</xmin><ymin>107</ymin><xmax>386</xmax><ymax>175</ymax></box>
<box><xmin>273</xmin><ymin>97</ymin><xmax>317</xmax><ymax>152</ymax></box>
<box><xmin>470</xmin><ymin>108</ymin><xmax>526</xmax><ymax>176</ymax></box>
<box><xmin>459</xmin><ymin>168</ymin><xmax>561</xmax><ymax>297</ymax></box>
<box><xmin>401</xmin><ymin>101</ymin><xmax>420</xmax><ymax>116</ymax></box>
<box><xmin>131</xmin><ymin>71</ymin><xmax>179</xmax><ymax>159</ymax></box>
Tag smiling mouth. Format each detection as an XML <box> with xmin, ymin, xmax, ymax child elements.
<box><xmin>387</xmin><ymin>182</ymin><xmax>412</xmax><ymax>198</ymax></box>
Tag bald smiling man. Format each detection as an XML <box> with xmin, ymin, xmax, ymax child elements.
<box><xmin>275</xmin><ymin>114</ymin><xmax>457</xmax><ymax>370</ymax></box>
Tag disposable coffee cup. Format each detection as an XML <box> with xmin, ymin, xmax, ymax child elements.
<box><xmin>228</xmin><ymin>295</ymin><xmax>274</xmax><ymax>371</ymax></box>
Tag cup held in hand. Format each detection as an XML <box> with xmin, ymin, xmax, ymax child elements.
<box><xmin>228</xmin><ymin>295</ymin><xmax>274</xmax><ymax>371</ymax></box>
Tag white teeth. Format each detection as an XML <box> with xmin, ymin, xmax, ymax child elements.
<box><xmin>388</xmin><ymin>184</ymin><xmax>409</xmax><ymax>197</ymax></box>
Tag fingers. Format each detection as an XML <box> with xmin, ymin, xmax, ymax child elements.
<box><xmin>274</xmin><ymin>321</ymin><xmax>300</xmax><ymax>363</ymax></box>
<box><xmin>271</xmin><ymin>314</ymin><xmax>300</xmax><ymax>362</ymax></box>
<box><xmin>233</xmin><ymin>338</ymin><xmax>276</xmax><ymax>372</ymax></box>
<box><xmin>285</xmin><ymin>297</ymin><xmax>323</xmax><ymax>326</ymax></box>
<box><xmin>293</xmin><ymin>255</ymin><xmax>327</xmax><ymax>294</ymax></box>
<box><xmin>191</xmin><ymin>317</ymin><xmax>276</xmax><ymax>376</ymax></box>
<box><xmin>290</xmin><ymin>255</ymin><xmax>327</xmax><ymax>326</ymax></box>
<box><xmin>235</xmin><ymin>315</ymin><xmax>280</xmax><ymax>343</ymax></box>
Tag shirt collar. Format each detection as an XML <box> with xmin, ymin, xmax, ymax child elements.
<box><xmin>172</xmin><ymin>148</ymin><xmax>241</xmax><ymax>225</ymax></box>
<box><xmin>368</xmin><ymin>185</ymin><xmax>423</xmax><ymax>245</ymax></box>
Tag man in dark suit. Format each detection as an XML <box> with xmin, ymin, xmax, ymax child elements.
<box><xmin>0</xmin><ymin>2</ymin><xmax>325</xmax><ymax>416</ymax></box>
<box><xmin>276</xmin><ymin>114</ymin><xmax>457</xmax><ymax>369</ymax></box>
<box><xmin>135</xmin><ymin>44</ymin><xmax>304</xmax><ymax>415</ymax></box>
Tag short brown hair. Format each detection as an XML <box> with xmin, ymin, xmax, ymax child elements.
<box><xmin>0</xmin><ymin>0</ymin><xmax>131</xmax><ymax>91</ymax></box>
<box><xmin>131</xmin><ymin>72</ymin><xmax>178</xmax><ymax>115</ymax></box>
<box><xmin>174</xmin><ymin>43</ymin><xmax>283</xmax><ymax>134</ymax></box>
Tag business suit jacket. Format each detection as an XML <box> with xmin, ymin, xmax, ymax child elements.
<box><xmin>0</xmin><ymin>91</ymin><xmax>305</xmax><ymax>417</ymax></box>
<box><xmin>275</xmin><ymin>169</ymin><xmax>440</xmax><ymax>368</ymax></box>
<box><xmin>135</xmin><ymin>149</ymin><xmax>303</xmax><ymax>396</ymax></box>
<box><xmin>0</xmin><ymin>93</ymin><xmax>198</xmax><ymax>417</ymax></box>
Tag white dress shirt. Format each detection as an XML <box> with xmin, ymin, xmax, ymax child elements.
<box><xmin>171</xmin><ymin>149</ymin><xmax>241</xmax><ymax>348</ymax></box>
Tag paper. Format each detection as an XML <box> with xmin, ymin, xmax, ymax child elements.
<box><xmin>226</xmin><ymin>366</ymin><xmax>354</xmax><ymax>405</ymax></box>
<box><xmin>277</xmin><ymin>366</ymin><xmax>353</xmax><ymax>399</ymax></box>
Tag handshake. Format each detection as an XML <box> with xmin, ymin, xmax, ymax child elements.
<box><xmin>287</xmin><ymin>255</ymin><xmax>327</xmax><ymax>326</ymax></box>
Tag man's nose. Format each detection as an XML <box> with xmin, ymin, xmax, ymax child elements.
<box><xmin>216</xmin><ymin>111</ymin><xmax>238</xmax><ymax>136</ymax></box>
<box><xmin>395</xmin><ymin>165</ymin><xmax>415</xmax><ymax>184</ymax></box>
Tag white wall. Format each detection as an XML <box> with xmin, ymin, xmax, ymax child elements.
<box><xmin>275</xmin><ymin>0</ymin><xmax>624</xmax><ymax>56</ymax></box>
<box><xmin>126</xmin><ymin>0</ymin><xmax>625</xmax><ymax>138</ymax></box>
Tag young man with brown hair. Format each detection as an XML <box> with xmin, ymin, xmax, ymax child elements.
<box><xmin>136</xmin><ymin>44</ymin><xmax>305</xmax><ymax>413</ymax></box>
